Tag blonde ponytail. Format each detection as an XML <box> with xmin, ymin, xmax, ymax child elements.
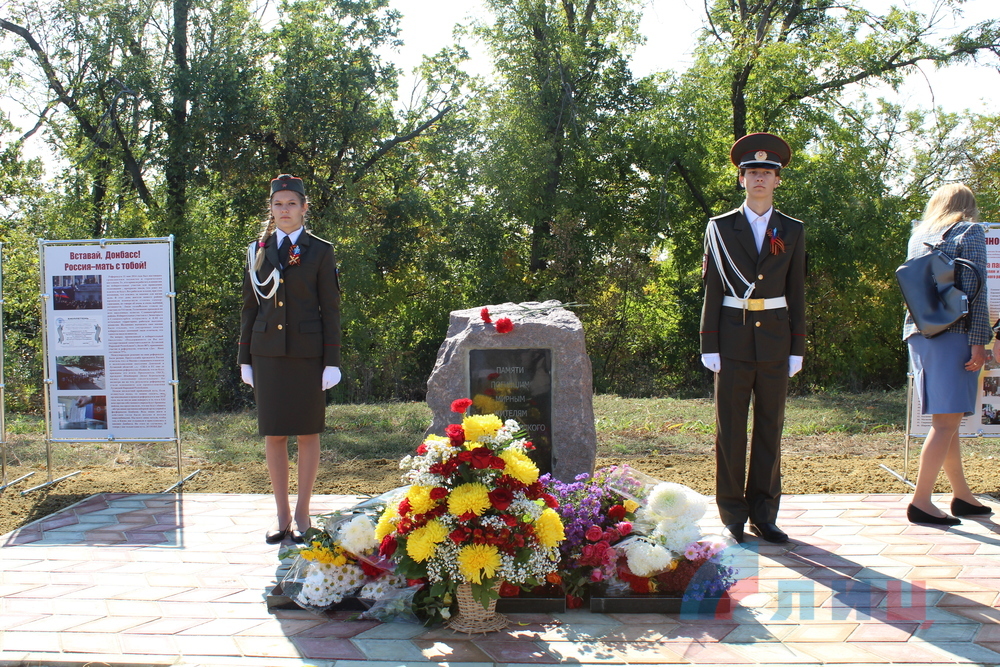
<box><xmin>252</xmin><ymin>216</ymin><xmax>277</xmax><ymax>272</ymax></box>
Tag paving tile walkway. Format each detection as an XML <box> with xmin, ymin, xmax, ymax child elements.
<box><xmin>1</xmin><ymin>491</ymin><xmax>999</xmax><ymax>666</ymax></box>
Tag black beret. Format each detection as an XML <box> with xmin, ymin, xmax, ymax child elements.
<box><xmin>270</xmin><ymin>174</ymin><xmax>306</xmax><ymax>198</ymax></box>
<box><xmin>730</xmin><ymin>133</ymin><xmax>791</xmax><ymax>169</ymax></box>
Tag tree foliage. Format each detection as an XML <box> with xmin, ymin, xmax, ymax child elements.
<box><xmin>0</xmin><ymin>0</ymin><xmax>998</xmax><ymax>411</ymax></box>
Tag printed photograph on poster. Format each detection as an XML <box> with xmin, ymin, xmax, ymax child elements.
<box><xmin>54</xmin><ymin>316</ymin><xmax>104</xmax><ymax>349</ymax></box>
<box><xmin>983</xmin><ymin>402</ymin><xmax>1000</xmax><ymax>425</ymax></box>
<box><xmin>986</xmin><ymin>352</ymin><xmax>1000</xmax><ymax>371</ymax></box>
<box><xmin>56</xmin><ymin>395</ymin><xmax>107</xmax><ymax>430</ymax></box>
<box><xmin>55</xmin><ymin>355</ymin><xmax>106</xmax><ymax>390</ymax></box>
<box><xmin>984</xmin><ymin>376</ymin><xmax>1000</xmax><ymax>398</ymax></box>
<box><xmin>52</xmin><ymin>275</ymin><xmax>103</xmax><ymax>310</ymax></box>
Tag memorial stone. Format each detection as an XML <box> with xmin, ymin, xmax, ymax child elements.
<box><xmin>426</xmin><ymin>300</ymin><xmax>596</xmax><ymax>481</ymax></box>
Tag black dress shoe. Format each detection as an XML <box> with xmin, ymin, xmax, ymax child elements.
<box><xmin>724</xmin><ymin>523</ymin><xmax>745</xmax><ymax>544</ymax></box>
<box><xmin>290</xmin><ymin>529</ymin><xmax>306</xmax><ymax>544</ymax></box>
<box><xmin>951</xmin><ymin>498</ymin><xmax>993</xmax><ymax>517</ymax></box>
<box><xmin>907</xmin><ymin>504</ymin><xmax>961</xmax><ymax>526</ymax></box>
<box><xmin>265</xmin><ymin>522</ymin><xmax>292</xmax><ymax>545</ymax></box>
<box><xmin>749</xmin><ymin>522</ymin><xmax>788</xmax><ymax>543</ymax></box>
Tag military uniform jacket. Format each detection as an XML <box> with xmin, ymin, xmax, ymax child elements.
<box><xmin>239</xmin><ymin>230</ymin><xmax>342</xmax><ymax>367</ymax></box>
<box><xmin>699</xmin><ymin>207</ymin><xmax>806</xmax><ymax>362</ymax></box>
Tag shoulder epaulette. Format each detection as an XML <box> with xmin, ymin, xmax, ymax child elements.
<box><xmin>710</xmin><ymin>207</ymin><xmax>742</xmax><ymax>222</ymax></box>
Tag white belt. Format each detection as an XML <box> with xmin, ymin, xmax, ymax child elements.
<box><xmin>722</xmin><ymin>295</ymin><xmax>787</xmax><ymax>311</ymax></box>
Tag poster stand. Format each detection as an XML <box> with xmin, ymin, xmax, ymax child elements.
<box><xmin>23</xmin><ymin>236</ymin><xmax>198</xmax><ymax>495</ymax></box>
<box><xmin>883</xmin><ymin>223</ymin><xmax>1000</xmax><ymax>488</ymax></box>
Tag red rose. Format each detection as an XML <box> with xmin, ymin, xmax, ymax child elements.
<box><xmin>590</xmin><ymin>568</ymin><xmax>604</xmax><ymax>583</ymax></box>
<box><xmin>457</xmin><ymin>450</ymin><xmax>473</xmax><ymax>462</ymax></box>
<box><xmin>566</xmin><ymin>594</ymin><xmax>583</xmax><ymax>609</ymax></box>
<box><xmin>490</xmin><ymin>456</ymin><xmax>506</xmax><ymax>470</ymax></box>
<box><xmin>616</xmin><ymin>521</ymin><xmax>632</xmax><ymax>535</ymax></box>
<box><xmin>406</xmin><ymin>578</ymin><xmax>426</xmax><ymax>587</ymax></box>
<box><xmin>470</xmin><ymin>447</ymin><xmax>493</xmax><ymax>469</ymax></box>
<box><xmin>488</xmin><ymin>488</ymin><xmax>514</xmax><ymax>511</ymax></box>
<box><xmin>430</xmin><ymin>487</ymin><xmax>448</xmax><ymax>500</ymax></box>
<box><xmin>495</xmin><ymin>317</ymin><xmax>514</xmax><ymax>333</ymax></box>
<box><xmin>608</xmin><ymin>504</ymin><xmax>627</xmax><ymax>521</ymax></box>
<box><xmin>502</xmin><ymin>514</ymin><xmax>518</xmax><ymax>527</ymax></box>
<box><xmin>451</xmin><ymin>398</ymin><xmax>474</xmax><ymax>413</ymax></box>
<box><xmin>499</xmin><ymin>581</ymin><xmax>521</xmax><ymax>597</ymax></box>
<box><xmin>445</xmin><ymin>423</ymin><xmax>465</xmax><ymax>446</ymax></box>
<box><xmin>379</xmin><ymin>535</ymin><xmax>397</xmax><ymax>557</ymax></box>
<box><xmin>585</xmin><ymin>525</ymin><xmax>603</xmax><ymax>542</ymax></box>
<box><xmin>481</xmin><ymin>307</ymin><xmax>492</xmax><ymax>323</ymax></box>
<box><xmin>449</xmin><ymin>528</ymin><xmax>466</xmax><ymax>544</ymax></box>
<box><xmin>416</xmin><ymin>443</ymin><xmax>427</xmax><ymax>455</ymax></box>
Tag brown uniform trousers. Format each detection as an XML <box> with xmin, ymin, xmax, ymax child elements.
<box><xmin>699</xmin><ymin>207</ymin><xmax>806</xmax><ymax>526</ymax></box>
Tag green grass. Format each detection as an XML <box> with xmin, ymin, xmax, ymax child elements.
<box><xmin>10</xmin><ymin>389</ymin><xmax>1000</xmax><ymax>468</ymax></box>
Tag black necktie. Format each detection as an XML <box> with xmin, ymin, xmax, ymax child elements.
<box><xmin>278</xmin><ymin>235</ymin><xmax>290</xmax><ymax>268</ymax></box>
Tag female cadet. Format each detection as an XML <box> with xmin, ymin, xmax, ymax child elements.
<box><xmin>239</xmin><ymin>174</ymin><xmax>342</xmax><ymax>543</ymax></box>
<box><xmin>903</xmin><ymin>183</ymin><xmax>993</xmax><ymax>525</ymax></box>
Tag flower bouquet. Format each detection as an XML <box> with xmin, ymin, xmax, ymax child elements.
<box><xmin>376</xmin><ymin>398</ymin><xmax>566</xmax><ymax>629</ymax></box>
<box><xmin>604</xmin><ymin>465</ymin><xmax>738</xmax><ymax>602</ymax></box>
<box><xmin>277</xmin><ymin>509</ymin><xmax>412</xmax><ymax>615</ymax></box>
<box><xmin>540</xmin><ymin>467</ymin><xmax>639</xmax><ymax>608</ymax></box>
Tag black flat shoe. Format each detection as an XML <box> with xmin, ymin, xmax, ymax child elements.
<box><xmin>265</xmin><ymin>522</ymin><xmax>292</xmax><ymax>544</ymax></box>
<box><xmin>290</xmin><ymin>529</ymin><xmax>306</xmax><ymax>544</ymax></box>
<box><xmin>749</xmin><ymin>522</ymin><xmax>788</xmax><ymax>544</ymax></box>
<box><xmin>724</xmin><ymin>523</ymin><xmax>745</xmax><ymax>544</ymax></box>
<box><xmin>952</xmin><ymin>498</ymin><xmax>993</xmax><ymax>517</ymax></box>
<box><xmin>907</xmin><ymin>504</ymin><xmax>961</xmax><ymax>526</ymax></box>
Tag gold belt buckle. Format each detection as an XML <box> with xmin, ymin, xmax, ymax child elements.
<box><xmin>747</xmin><ymin>298</ymin><xmax>765</xmax><ymax>311</ymax></box>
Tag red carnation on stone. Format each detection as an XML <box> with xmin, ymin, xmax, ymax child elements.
<box><xmin>451</xmin><ymin>398</ymin><xmax>473</xmax><ymax>413</ymax></box>
<box><xmin>495</xmin><ymin>317</ymin><xmax>514</xmax><ymax>333</ymax></box>
<box><xmin>481</xmin><ymin>307</ymin><xmax>492</xmax><ymax>324</ymax></box>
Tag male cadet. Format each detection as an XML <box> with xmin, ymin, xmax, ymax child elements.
<box><xmin>699</xmin><ymin>133</ymin><xmax>806</xmax><ymax>544</ymax></box>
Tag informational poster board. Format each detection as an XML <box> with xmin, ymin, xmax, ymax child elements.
<box><xmin>40</xmin><ymin>238</ymin><xmax>178</xmax><ymax>442</ymax></box>
<box><xmin>908</xmin><ymin>223</ymin><xmax>1000</xmax><ymax>437</ymax></box>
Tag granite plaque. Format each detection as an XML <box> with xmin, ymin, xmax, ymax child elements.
<box><xmin>468</xmin><ymin>348</ymin><xmax>552</xmax><ymax>474</ymax></box>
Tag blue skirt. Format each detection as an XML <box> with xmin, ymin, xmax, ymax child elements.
<box><xmin>907</xmin><ymin>331</ymin><xmax>979</xmax><ymax>416</ymax></box>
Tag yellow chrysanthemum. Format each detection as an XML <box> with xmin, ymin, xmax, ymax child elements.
<box><xmin>623</xmin><ymin>499</ymin><xmax>640</xmax><ymax>513</ymax></box>
<box><xmin>462</xmin><ymin>414</ymin><xmax>504</xmax><ymax>444</ymax></box>
<box><xmin>457</xmin><ymin>543</ymin><xmax>502</xmax><ymax>584</ymax></box>
<box><xmin>424</xmin><ymin>434</ymin><xmax>448</xmax><ymax>444</ymax></box>
<box><xmin>406</xmin><ymin>485</ymin><xmax>438</xmax><ymax>515</ymax></box>
<box><xmin>534</xmin><ymin>507</ymin><xmax>566</xmax><ymax>548</ymax></box>
<box><xmin>405</xmin><ymin>519</ymin><xmax>449</xmax><ymax>562</ymax></box>
<box><xmin>472</xmin><ymin>394</ymin><xmax>506</xmax><ymax>415</ymax></box>
<box><xmin>375</xmin><ymin>503</ymin><xmax>399</xmax><ymax>541</ymax></box>
<box><xmin>448</xmin><ymin>483</ymin><xmax>491</xmax><ymax>516</ymax></box>
<box><xmin>300</xmin><ymin>543</ymin><xmax>351</xmax><ymax>565</ymax></box>
<box><xmin>499</xmin><ymin>449</ymin><xmax>539</xmax><ymax>485</ymax></box>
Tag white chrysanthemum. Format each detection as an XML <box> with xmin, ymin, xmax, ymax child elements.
<box><xmin>652</xmin><ymin>519</ymin><xmax>701</xmax><ymax>554</ymax></box>
<box><xmin>358</xmin><ymin>573</ymin><xmax>408</xmax><ymax>600</ymax></box>
<box><xmin>337</xmin><ymin>514</ymin><xmax>378</xmax><ymax>556</ymax></box>
<box><xmin>624</xmin><ymin>539</ymin><xmax>672</xmax><ymax>577</ymax></box>
<box><xmin>676</xmin><ymin>488</ymin><xmax>708</xmax><ymax>523</ymax></box>
<box><xmin>295</xmin><ymin>568</ymin><xmax>340</xmax><ymax>608</ymax></box>
<box><xmin>646</xmin><ymin>482</ymin><xmax>692</xmax><ymax>520</ymax></box>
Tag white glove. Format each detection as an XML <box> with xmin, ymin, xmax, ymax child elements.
<box><xmin>701</xmin><ymin>353</ymin><xmax>721</xmax><ymax>373</ymax></box>
<box><xmin>240</xmin><ymin>364</ymin><xmax>253</xmax><ymax>387</ymax></box>
<box><xmin>322</xmin><ymin>366</ymin><xmax>342</xmax><ymax>390</ymax></box>
<box><xmin>789</xmin><ymin>355</ymin><xmax>803</xmax><ymax>377</ymax></box>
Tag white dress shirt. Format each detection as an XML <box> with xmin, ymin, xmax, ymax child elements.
<box><xmin>744</xmin><ymin>204</ymin><xmax>773</xmax><ymax>253</ymax></box>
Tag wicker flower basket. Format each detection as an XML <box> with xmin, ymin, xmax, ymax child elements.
<box><xmin>447</xmin><ymin>582</ymin><xmax>509</xmax><ymax>634</ymax></box>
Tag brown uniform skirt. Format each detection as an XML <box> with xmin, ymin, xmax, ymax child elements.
<box><xmin>253</xmin><ymin>355</ymin><xmax>325</xmax><ymax>436</ymax></box>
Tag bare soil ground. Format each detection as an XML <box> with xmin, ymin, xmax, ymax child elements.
<box><xmin>4</xmin><ymin>446</ymin><xmax>999</xmax><ymax>537</ymax></box>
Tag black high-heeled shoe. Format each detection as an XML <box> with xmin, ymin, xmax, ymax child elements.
<box><xmin>952</xmin><ymin>498</ymin><xmax>993</xmax><ymax>517</ymax></box>
<box><xmin>907</xmin><ymin>504</ymin><xmax>961</xmax><ymax>526</ymax></box>
<box><xmin>265</xmin><ymin>521</ymin><xmax>292</xmax><ymax>544</ymax></box>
